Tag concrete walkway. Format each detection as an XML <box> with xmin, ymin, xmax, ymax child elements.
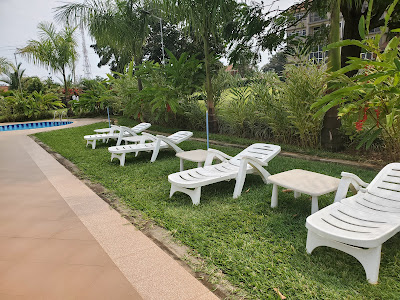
<box><xmin>0</xmin><ymin>119</ymin><xmax>217</xmax><ymax>300</ymax></box>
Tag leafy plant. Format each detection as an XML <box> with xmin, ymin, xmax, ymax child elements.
<box><xmin>312</xmin><ymin>0</ymin><xmax>400</xmax><ymax>159</ymax></box>
<box><xmin>280</xmin><ymin>62</ymin><xmax>326</xmax><ymax>148</ymax></box>
<box><xmin>71</xmin><ymin>80</ymin><xmax>110</xmax><ymax>116</ymax></box>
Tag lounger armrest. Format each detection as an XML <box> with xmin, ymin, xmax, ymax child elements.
<box><xmin>204</xmin><ymin>149</ymin><xmax>232</xmax><ymax>166</ymax></box>
<box><xmin>140</xmin><ymin>132</ymin><xmax>157</xmax><ymax>143</ymax></box>
<box><xmin>232</xmin><ymin>155</ymin><xmax>271</xmax><ymax>198</ymax></box>
<box><xmin>240</xmin><ymin>156</ymin><xmax>268</xmax><ymax>167</ymax></box>
<box><xmin>340</xmin><ymin>172</ymin><xmax>369</xmax><ymax>188</ymax></box>
<box><xmin>155</xmin><ymin>135</ymin><xmax>184</xmax><ymax>153</ymax></box>
<box><xmin>109</xmin><ymin>125</ymin><xmax>121</xmax><ymax>134</ymax></box>
<box><xmin>334</xmin><ymin>172</ymin><xmax>370</xmax><ymax>203</ymax></box>
<box><xmin>121</xmin><ymin>126</ymin><xmax>138</xmax><ymax>137</ymax></box>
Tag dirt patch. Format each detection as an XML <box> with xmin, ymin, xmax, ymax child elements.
<box><xmin>30</xmin><ymin>135</ymin><xmax>245</xmax><ymax>300</ymax></box>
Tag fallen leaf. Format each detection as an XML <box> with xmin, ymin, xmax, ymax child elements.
<box><xmin>245</xmin><ymin>188</ymin><xmax>250</xmax><ymax>193</ymax></box>
<box><xmin>282</xmin><ymin>189</ymin><xmax>293</xmax><ymax>193</ymax></box>
<box><xmin>273</xmin><ymin>287</ymin><xmax>286</xmax><ymax>300</ymax></box>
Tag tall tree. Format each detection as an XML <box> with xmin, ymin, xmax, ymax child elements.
<box><xmin>17</xmin><ymin>22</ymin><xmax>78</xmax><ymax>100</ymax></box>
<box><xmin>161</xmin><ymin>0</ymin><xmax>238</xmax><ymax>132</ymax></box>
<box><xmin>55</xmin><ymin>0</ymin><xmax>151</xmax><ymax>91</ymax></box>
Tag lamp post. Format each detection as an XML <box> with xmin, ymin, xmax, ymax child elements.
<box><xmin>142</xmin><ymin>10</ymin><xmax>165</xmax><ymax>65</ymax></box>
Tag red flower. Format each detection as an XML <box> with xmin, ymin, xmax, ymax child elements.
<box><xmin>166</xmin><ymin>103</ymin><xmax>171</xmax><ymax>112</ymax></box>
<box><xmin>355</xmin><ymin>107</ymin><xmax>368</xmax><ymax>131</ymax></box>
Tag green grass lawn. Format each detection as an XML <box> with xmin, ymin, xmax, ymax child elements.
<box><xmin>34</xmin><ymin>122</ymin><xmax>400</xmax><ymax>299</ymax></box>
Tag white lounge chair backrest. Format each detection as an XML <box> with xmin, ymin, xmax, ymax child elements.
<box><xmin>365</xmin><ymin>162</ymin><xmax>400</xmax><ymax>200</ymax></box>
<box><xmin>131</xmin><ymin>122</ymin><xmax>151</xmax><ymax>133</ymax></box>
<box><xmin>229</xmin><ymin>143</ymin><xmax>281</xmax><ymax>167</ymax></box>
<box><xmin>335</xmin><ymin>163</ymin><xmax>400</xmax><ymax>215</ymax></box>
<box><xmin>166</xmin><ymin>131</ymin><xmax>193</xmax><ymax>144</ymax></box>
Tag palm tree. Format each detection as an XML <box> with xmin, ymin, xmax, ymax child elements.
<box><xmin>0</xmin><ymin>62</ymin><xmax>25</xmax><ymax>91</ymax></box>
<box><xmin>17</xmin><ymin>22</ymin><xmax>78</xmax><ymax>100</ymax></box>
<box><xmin>162</xmin><ymin>0</ymin><xmax>238</xmax><ymax>132</ymax></box>
<box><xmin>55</xmin><ymin>0</ymin><xmax>151</xmax><ymax>91</ymax></box>
<box><xmin>0</xmin><ymin>57</ymin><xmax>11</xmax><ymax>75</ymax></box>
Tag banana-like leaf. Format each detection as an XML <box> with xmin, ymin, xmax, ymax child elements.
<box><xmin>359</xmin><ymin>16</ymin><xmax>365</xmax><ymax>39</ymax></box>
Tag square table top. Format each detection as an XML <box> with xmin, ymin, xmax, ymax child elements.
<box><xmin>176</xmin><ymin>149</ymin><xmax>209</xmax><ymax>163</ymax></box>
<box><xmin>268</xmin><ymin>169</ymin><xmax>340</xmax><ymax>197</ymax></box>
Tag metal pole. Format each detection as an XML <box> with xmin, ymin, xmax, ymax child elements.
<box><xmin>159</xmin><ymin>17</ymin><xmax>165</xmax><ymax>65</ymax></box>
<box><xmin>107</xmin><ymin>107</ymin><xmax>111</xmax><ymax>128</ymax></box>
<box><xmin>206</xmin><ymin>111</ymin><xmax>209</xmax><ymax>149</ymax></box>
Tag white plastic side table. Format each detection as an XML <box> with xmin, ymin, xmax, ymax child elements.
<box><xmin>121</xmin><ymin>136</ymin><xmax>142</xmax><ymax>144</ymax></box>
<box><xmin>175</xmin><ymin>149</ymin><xmax>208</xmax><ymax>171</ymax></box>
<box><xmin>267</xmin><ymin>169</ymin><xmax>340</xmax><ymax>214</ymax></box>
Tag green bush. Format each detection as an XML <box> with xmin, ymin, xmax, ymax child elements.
<box><xmin>280</xmin><ymin>62</ymin><xmax>326</xmax><ymax>147</ymax></box>
<box><xmin>312</xmin><ymin>0</ymin><xmax>400</xmax><ymax>160</ymax></box>
<box><xmin>0</xmin><ymin>90</ymin><xmax>64</xmax><ymax>122</ymax></box>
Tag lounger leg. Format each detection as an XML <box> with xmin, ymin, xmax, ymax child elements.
<box><xmin>311</xmin><ymin>196</ymin><xmax>319</xmax><ymax>214</ymax></box>
<box><xmin>110</xmin><ymin>153</ymin><xmax>126</xmax><ymax>166</ymax></box>
<box><xmin>169</xmin><ymin>185</ymin><xmax>202</xmax><ymax>205</ymax></box>
<box><xmin>150</xmin><ymin>139</ymin><xmax>161</xmax><ymax>163</ymax></box>
<box><xmin>119</xmin><ymin>153</ymin><xmax>126</xmax><ymax>166</ymax></box>
<box><xmin>92</xmin><ymin>140</ymin><xmax>96</xmax><ymax>149</ymax></box>
<box><xmin>294</xmin><ymin>191</ymin><xmax>301</xmax><ymax>198</ymax></box>
<box><xmin>180</xmin><ymin>158</ymin><xmax>184</xmax><ymax>172</ymax></box>
<box><xmin>271</xmin><ymin>184</ymin><xmax>278</xmax><ymax>208</ymax></box>
<box><xmin>306</xmin><ymin>230</ymin><xmax>382</xmax><ymax>284</ymax></box>
<box><xmin>233</xmin><ymin>172</ymin><xmax>247</xmax><ymax>199</ymax></box>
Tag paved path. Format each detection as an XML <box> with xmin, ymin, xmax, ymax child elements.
<box><xmin>0</xmin><ymin>119</ymin><xmax>217</xmax><ymax>300</ymax></box>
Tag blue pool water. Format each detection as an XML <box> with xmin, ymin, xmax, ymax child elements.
<box><xmin>0</xmin><ymin>121</ymin><xmax>73</xmax><ymax>132</ymax></box>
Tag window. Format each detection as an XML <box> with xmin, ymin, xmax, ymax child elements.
<box><xmin>294</xmin><ymin>12</ymin><xmax>304</xmax><ymax>21</ymax></box>
<box><xmin>370</xmin><ymin>27</ymin><xmax>381</xmax><ymax>34</ymax></box>
<box><xmin>361</xmin><ymin>52</ymin><xmax>374</xmax><ymax>60</ymax></box>
<box><xmin>309</xmin><ymin>45</ymin><xmax>328</xmax><ymax>63</ymax></box>
<box><xmin>313</xmin><ymin>26</ymin><xmax>320</xmax><ymax>34</ymax></box>
<box><xmin>287</xmin><ymin>29</ymin><xmax>306</xmax><ymax>37</ymax></box>
<box><xmin>309</xmin><ymin>12</ymin><xmax>327</xmax><ymax>23</ymax></box>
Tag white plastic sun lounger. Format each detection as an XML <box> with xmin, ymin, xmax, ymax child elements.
<box><xmin>84</xmin><ymin>123</ymin><xmax>151</xmax><ymax>149</ymax></box>
<box><xmin>168</xmin><ymin>143</ymin><xmax>281</xmax><ymax>205</ymax></box>
<box><xmin>93</xmin><ymin>124</ymin><xmax>120</xmax><ymax>134</ymax></box>
<box><xmin>108</xmin><ymin>131</ymin><xmax>193</xmax><ymax>166</ymax></box>
<box><xmin>306</xmin><ymin>163</ymin><xmax>400</xmax><ymax>284</ymax></box>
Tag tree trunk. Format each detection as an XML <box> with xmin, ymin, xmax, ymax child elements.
<box><xmin>62</xmin><ymin>68</ymin><xmax>68</xmax><ymax>102</ymax></box>
<box><xmin>202</xmin><ymin>35</ymin><xmax>217</xmax><ymax>133</ymax></box>
<box><xmin>321</xmin><ymin>0</ymin><xmax>344</xmax><ymax>151</ymax></box>
<box><xmin>340</xmin><ymin>3</ymin><xmax>362</xmax><ymax>72</ymax></box>
<box><xmin>134</xmin><ymin>56</ymin><xmax>143</xmax><ymax>91</ymax></box>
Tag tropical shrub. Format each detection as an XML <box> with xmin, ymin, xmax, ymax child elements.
<box><xmin>70</xmin><ymin>80</ymin><xmax>111</xmax><ymax>116</ymax></box>
<box><xmin>112</xmin><ymin>52</ymin><xmax>204</xmax><ymax>123</ymax></box>
<box><xmin>0</xmin><ymin>90</ymin><xmax>64</xmax><ymax>121</ymax></box>
<box><xmin>312</xmin><ymin>0</ymin><xmax>400</xmax><ymax>159</ymax></box>
<box><xmin>217</xmin><ymin>66</ymin><xmax>326</xmax><ymax>148</ymax></box>
<box><xmin>22</xmin><ymin>76</ymin><xmax>44</xmax><ymax>93</ymax></box>
<box><xmin>279</xmin><ymin>62</ymin><xmax>326</xmax><ymax>147</ymax></box>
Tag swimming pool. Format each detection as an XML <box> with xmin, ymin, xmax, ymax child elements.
<box><xmin>0</xmin><ymin>121</ymin><xmax>73</xmax><ymax>131</ymax></box>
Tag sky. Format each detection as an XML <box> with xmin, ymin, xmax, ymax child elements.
<box><xmin>0</xmin><ymin>0</ymin><xmax>295</xmax><ymax>84</ymax></box>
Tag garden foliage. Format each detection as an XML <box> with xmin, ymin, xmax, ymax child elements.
<box><xmin>0</xmin><ymin>90</ymin><xmax>64</xmax><ymax>121</ymax></box>
<box><xmin>312</xmin><ymin>0</ymin><xmax>400</xmax><ymax>159</ymax></box>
